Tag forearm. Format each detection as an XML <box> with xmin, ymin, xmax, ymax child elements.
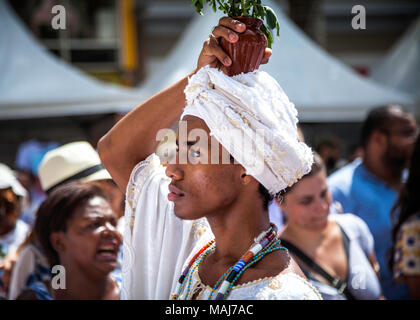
<box><xmin>98</xmin><ymin>69</ymin><xmax>196</xmax><ymax>191</ymax></box>
<box><xmin>98</xmin><ymin>17</ymin><xmax>253</xmax><ymax>192</ymax></box>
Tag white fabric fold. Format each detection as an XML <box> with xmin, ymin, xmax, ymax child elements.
<box><xmin>181</xmin><ymin>66</ymin><xmax>313</xmax><ymax>194</ymax></box>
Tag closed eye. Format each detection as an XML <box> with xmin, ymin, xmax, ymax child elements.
<box><xmin>299</xmin><ymin>197</ymin><xmax>313</xmax><ymax>206</ymax></box>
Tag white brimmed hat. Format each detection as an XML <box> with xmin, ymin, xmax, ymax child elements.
<box><xmin>0</xmin><ymin>163</ymin><xmax>27</xmax><ymax>198</ymax></box>
<box><xmin>38</xmin><ymin>141</ymin><xmax>112</xmax><ymax>193</ymax></box>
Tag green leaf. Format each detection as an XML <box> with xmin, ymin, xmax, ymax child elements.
<box><xmin>191</xmin><ymin>0</ymin><xmax>204</xmax><ymax>15</ymax></box>
<box><xmin>260</xmin><ymin>23</ymin><xmax>273</xmax><ymax>48</ymax></box>
<box><xmin>211</xmin><ymin>0</ymin><xmax>217</xmax><ymax>13</ymax></box>
<box><xmin>264</xmin><ymin>6</ymin><xmax>278</xmax><ymax>30</ymax></box>
<box><xmin>215</xmin><ymin>0</ymin><xmax>227</xmax><ymax>14</ymax></box>
<box><xmin>191</xmin><ymin>0</ymin><xmax>280</xmax><ymax>46</ymax></box>
<box><xmin>256</xmin><ymin>4</ymin><xmax>265</xmax><ymax>19</ymax></box>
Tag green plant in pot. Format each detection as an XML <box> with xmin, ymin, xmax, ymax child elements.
<box><xmin>192</xmin><ymin>0</ymin><xmax>280</xmax><ymax>76</ymax></box>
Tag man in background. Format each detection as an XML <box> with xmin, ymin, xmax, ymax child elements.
<box><xmin>328</xmin><ymin>105</ymin><xmax>418</xmax><ymax>299</ymax></box>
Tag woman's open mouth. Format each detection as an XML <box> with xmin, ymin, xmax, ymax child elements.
<box><xmin>96</xmin><ymin>241</ymin><xmax>119</xmax><ymax>262</ymax></box>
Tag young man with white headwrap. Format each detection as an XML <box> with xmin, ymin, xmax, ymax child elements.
<box><xmin>99</xmin><ymin>17</ymin><xmax>319</xmax><ymax>300</ymax></box>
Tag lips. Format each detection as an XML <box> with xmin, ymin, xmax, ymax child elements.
<box><xmin>96</xmin><ymin>240</ymin><xmax>120</xmax><ymax>262</ymax></box>
<box><xmin>168</xmin><ymin>184</ymin><xmax>185</xmax><ymax>202</ymax></box>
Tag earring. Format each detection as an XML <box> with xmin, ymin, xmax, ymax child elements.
<box><xmin>275</xmin><ymin>194</ymin><xmax>284</xmax><ymax>204</ymax></box>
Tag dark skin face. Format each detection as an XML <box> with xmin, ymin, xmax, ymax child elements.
<box><xmin>381</xmin><ymin>111</ymin><xmax>418</xmax><ymax>170</ymax></box>
<box><xmin>165</xmin><ymin>116</ymin><xmax>246</xmax><ymax>220</ymax></box>
<box><xmin>364</xmin><ymin>109</ymin><xmax>418</xmax><ymax>189</ymax></box>
<box><xmin>165</xmin><ymin>116</ymin><xmax>306</xmax><ymax>288</ymax></box>
<box><xmin>0</xmin><ymin>188</ymin><xmax>20</xmax><ymax>236</ymax></box>
<box><xmin>51</xmin><ymin>196</ymin><xmax>122</xmax><ymax>278</ymax></box>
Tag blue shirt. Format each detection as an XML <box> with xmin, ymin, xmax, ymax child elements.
<box><xmin>327</xmin><ymin>158</ymin><xmax>410</xmax><ymax>299</ymax></box>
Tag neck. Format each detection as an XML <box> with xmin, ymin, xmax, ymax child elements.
<box><xmin>363</xmin><ymin>154</ymin><xmax>403</xmax><ymax>190</ymax></box>
<box><xmin>206</xmin><ymin>198</ymin><xmax>271</xmax><ymax>264</ymax></box>
<box><xmin>52</xmin><ymin>263</ymin><xmax>112</xmax><ymax>300</ymax></box>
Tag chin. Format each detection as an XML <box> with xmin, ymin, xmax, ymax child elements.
<box><xmin>310</xmin><ymin>218</ymin><xmax>329</xmax><ymax>231</ymax></box>
<box><xmin>97</xmin><ymin>263</ymin><xmax>117</xmax><ymax>275</ymax></box>
<box><xmin>318</xmin><ymin>221</ymin><xmax>329</xmax><ymax>230</ymax></box>
<box><xmin>173</xmin><ymin>204</ymin><xmax>205</xmax><ymax>221</ymax></box>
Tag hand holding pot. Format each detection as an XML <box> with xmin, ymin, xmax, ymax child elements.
<box><xmin>197</xmin><ymin>17</ymin><xmax>272</xmax><ymax>75</ymax></box>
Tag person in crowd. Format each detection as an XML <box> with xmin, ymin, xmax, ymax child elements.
<box><xmin>38</xmin><ymin>141</ymin><xmax>125</xmax><ymax>224</ymax></box>
<box><xmin>14</xmin><ymin>139</ymin><xmax>59</xmax><ymax>226</ymax></box>
<box><xmin>0</xmin><ymin>164</ymin><xmax>30</xmax><ymax>299</ymax></box>
<box><xmin>327</xmin><ymin>105</ymin><xmax>418</xmax><ymax>299</ymax></box>
<box><xmin>390</xmin><ymin>135</ymin><xmax>420</xmax><ymax>299</ymax></box>
<box><xmin>315</xmin><ymin>137</ymin><xmax>346</xmax><ymax>176</ymax></box>
<box><xmin>8</xmin><ymin>141</ymin><xmax>124</xmax><ymax>300</ymax></box>
<box><xmin>17</xmin><ymin>181</ymin><xmax>121</xmax><ymax>300</ymax></box>
<box><xmin>347</xmin><ymin>143</ymin><xmax>364</xmax><ymax>163</ymax></box>
<box><xmin>99</xmin><ymin>17</ymin><xmax>321</xmax><ymax>300</ymax></box>
<box><xmin>269</xmin><ymin>129</ymin><xmax>343</xmax><ymax>231</ymax></box>
<box><xmin>279</xmin><ymin>153</ymin><xmax>384</xmax><ymax>299</ymax></box>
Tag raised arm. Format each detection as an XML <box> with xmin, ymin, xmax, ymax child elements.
<box><xmin>98</xmin><ymin>18</ymin><xmax>261</xmax><ymax>192</ymax></box>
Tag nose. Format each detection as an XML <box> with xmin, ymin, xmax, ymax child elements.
<box><xmin>101</xmin><ymin>221</ymin><xmax>122</xmax><ymax>242</ymax></box>
<box><xmin>315</xmin><ymin>196</ymin><xmax>330</xmax><ymax>214</ymax></box>
<box><xmin>165</xmin><ymin>163</ymin><xmax>184</xmax><ymax>180</ymax></box>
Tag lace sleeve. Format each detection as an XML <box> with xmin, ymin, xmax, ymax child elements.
<box><xmin>121</xmin><ymin>154</ymin><xmax>206</xmax><ymax>300</ymax></box>
<box><xmin>125</xmin><ymin>153</ymin><xmax>162</xmax><ymax>235</ymax></box>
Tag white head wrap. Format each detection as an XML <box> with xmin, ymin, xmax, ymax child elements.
<box><xmin>181</xmin><ymin>66</ymin><xmax>313</xmax><ymax>195</ymax></box>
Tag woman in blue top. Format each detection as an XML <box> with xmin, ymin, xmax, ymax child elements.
<box><xmin>17</xmin><ymin>181</ymin><xmax>122</xmax><ymax>300</ymax></box>
<box><xmin>279</xmin><ymin>153</ymin><xmax>384</xmax><ymax>300</ymax></box>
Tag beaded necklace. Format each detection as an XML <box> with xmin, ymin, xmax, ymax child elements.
<box><xmin>171</xmin><ymin>239</ymin><xmax>215</xmax><ymax>300</ymax></box>
<box><xmin>171</xmin><ymin>223</ymin><xmax>288</xmax><ymax>300</ymax></box>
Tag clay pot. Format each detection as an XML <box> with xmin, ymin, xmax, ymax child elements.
<box><xmin>220</xmin><ymin>16</ymin><xmax>267</xmax><ymax>76</ymax></box>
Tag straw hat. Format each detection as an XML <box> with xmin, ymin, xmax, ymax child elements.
<box><xmin>38</xmin><ymin>141</ymin><xmax>112</xmax><ymax>193</ymax></box>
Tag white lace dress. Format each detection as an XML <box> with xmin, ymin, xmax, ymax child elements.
<box><xmin>177</xmin><ymin>266</ymin><xmax>321</xmax><ymax>300</ymax></box>
<box><xmin>121</xmin><ymin>154</ymin><xmax>321</xmax><ymax>300</ymax></box>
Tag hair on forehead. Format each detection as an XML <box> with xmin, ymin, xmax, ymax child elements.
<box><xmin>282</xmin><ymin>153</ymin><xmax>324</xmax><ymax>195</ymax></box>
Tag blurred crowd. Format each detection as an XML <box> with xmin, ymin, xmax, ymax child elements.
<box><xmin>0</xmin><ymin>104</ymin><xmax>419</xmax><ymax>300</ymax></box>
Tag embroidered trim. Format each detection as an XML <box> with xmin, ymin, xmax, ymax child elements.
<box><xmin>125</xmin><ymin>154</ymin><xmax>161</xmax><ymax>234</ymax></box>
<box><xmin>187</xmin><ymin>267</ymin><xmax>322</xmax><ymax>300</ymax></box>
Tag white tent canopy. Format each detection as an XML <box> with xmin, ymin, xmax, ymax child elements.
<box><xmin>0</xmin><ymin>0</ymin><xmax>140</xmax><ymax>120</ymax></box>
<box><xmin>136</xmin><ymin>1</ymin><xmax>413</xmax><ymax>122</ymax></box>
<box><xmin>371</xmin><ymin>16</ymin><xmax>420</xmax><ymax>101</ymax></box>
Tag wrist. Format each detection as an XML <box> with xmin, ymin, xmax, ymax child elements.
<box><xmin>190</xmin><ymin>67</ymin><xmax>199</xmax><ymax>77</ymax></box>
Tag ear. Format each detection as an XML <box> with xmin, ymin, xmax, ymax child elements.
<box><xmin>239</xmin><ymin>169</ymin><xmax>254</xmax><ymax>186</ymax></box>
<box><xmin>370</xmin><ymin>130</ymin><xmax>387</xmax><ymax>148</ymax></box>
<box><xmin>50</xmin><ymin>231</ymin><xmax>66</xmax><ymax>254</ymax></box>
